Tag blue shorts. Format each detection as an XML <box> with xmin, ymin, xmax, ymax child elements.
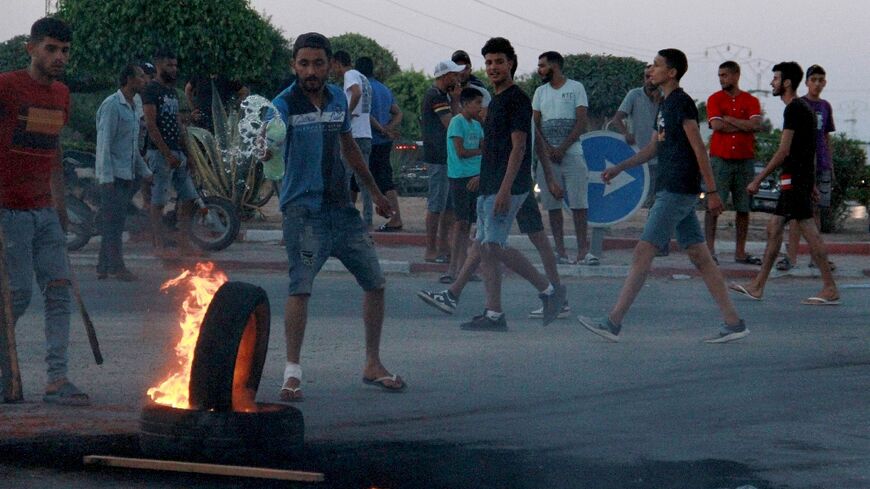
<box><xmin>282</xmin><ymin>205</ymin><xmax>385</xmax><ymax>295</ymax></box>
<box><xmin>475</xmin><ymin>192</ymin><xmax>528</xmax><ymax>247</ymax></box>
<box><xmin>640</xmin><ymin>191</ymin><xmax>705</xmax><ymax>249</ymax></box>
<box><xmin>146</xmin><ymin>149</ymin><xmax>198</xmax><ymax>206</ymax></box>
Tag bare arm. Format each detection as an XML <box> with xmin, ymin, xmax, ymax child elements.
<box><xmin>752</xmin><ymin>129</ymin><xmax>794</xmax><ymax>185</ymax></box>
<box><xmin>385</xmin><ymin>103</ymin><xmax>403</xmax><ymax>138</ymax></box>
<box><xmin>50</xmin><ymin>147</ymin><xmax>67</xmax><ymax>231</ymax></box>
<box><xmin>493</xmin><ymin>130</ymin><xmax>527</xmax><ymax>214</ymax></box>
<box><xmin>347</xmin><ymin>84</ymin><xmax>361</xmax><ymax>115</ymax></box>
<box><xmin>718</xmin><ymin>115</ymin><xmax>762</xmax><ymax>132</ymax></box>
<box><xmin>604</xmin><ymin>137</ymin><xmax>658</xmax><ymax>182</ymax></box>
<box><xmin>556</xmin><ymin>105</ymin><xmax>587</xmax><ymax>154</ymax></box>
<box><xmin>684</xmin><ymin>119</ymin><xmax>723</xmax><ymax>215</ymax></box>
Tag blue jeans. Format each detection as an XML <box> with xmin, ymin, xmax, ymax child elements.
<box><xmin>640</xmin><ymin>191</ymin><xmax>705</xmax><ymax>249</ymax></box>
<box><xmin>475</xmin><ymin>192</ymin><xmax>529</xmax><ymax>247</ymax></box>
<box><xmin>146</xmin><ymin>150</ymin><xmax>198</xmax><ymax>206</ymax></box>
<box><xmin>1</xmin><ymin>208</ymin><xmax>72</xmax><ymax>383</ymax></box>
<box><xmin>282</xmin><ymin>205</ymin><xmax>385</xmax><ymax>295</ymax></box>
<box><xmin>98</xmin><ymin>178</ymin><xmax>137</xmax><ymax>274</ymax></box>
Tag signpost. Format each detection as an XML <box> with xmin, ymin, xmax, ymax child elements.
<box><xmin>580</xmin><ymin>131</ymin><xmax>649</xmax><ymax>256</ymax></box>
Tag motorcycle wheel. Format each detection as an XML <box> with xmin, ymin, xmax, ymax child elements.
<box><xmin>189</xmin><ymin>196</ymin><xmax>240</xmax><ymax>251</ymax></box>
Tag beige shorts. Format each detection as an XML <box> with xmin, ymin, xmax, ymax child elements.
<box><xmin>536</xmin><ymin>152</ymin><xmax>588</xmax><ymax>211</ymax></box>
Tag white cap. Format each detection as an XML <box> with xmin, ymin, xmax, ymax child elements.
<box><xmin>433</xmin><ymin>59</ymin><xmax>465</xmax><ymax>78</ymax></box>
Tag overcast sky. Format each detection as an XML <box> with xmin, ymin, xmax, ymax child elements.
<box><xmin>5</xmin><ymin>0</ymin><xmax>869</xmax><ymax>139</ymax></box>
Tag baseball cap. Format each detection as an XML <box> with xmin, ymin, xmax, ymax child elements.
<box><xmin>140</xmin><ymin>62</ymin><xmax>156</xmax><ymax>75</ymax></box>
<box><xmin>433</xmin><ymin>59</ymin><xmax>464</xmax><ymax>78</ymax></box>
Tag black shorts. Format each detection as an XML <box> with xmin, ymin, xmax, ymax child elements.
<box><xmin>449</xmin><ymin>176</ymin><xmax>478</xmax><ymax>223</ymax></box>
<box><xmin>351</xmin><ymin>143</ymin><xmax>396</xmax><ymax>194</ymax></box>
<box><xmin>775</xmin><ymin>188</ymin><xmax>814</xmax><ymax>222</ymax></box>
<box><xmin>515</xmin><ymin>193</ymin><xmax>543</xmax><ymax>234</ymax></box>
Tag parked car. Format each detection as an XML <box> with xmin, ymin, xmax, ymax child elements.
<box><xmin>392</xmin><ymin>142</ymin><xmax>429</xmax><ymax>197</ymax></box>
<box><xmin>749</xmin><ymin>162</ymin><xmax>780</xmax><ymax>213</ymax></box>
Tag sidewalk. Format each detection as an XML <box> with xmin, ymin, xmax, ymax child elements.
<box><xmin>70</xmin><ymin>231</ymin><xmax>870</xmax><ymax>281</ymax></box>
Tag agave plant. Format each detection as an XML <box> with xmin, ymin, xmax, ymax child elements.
<box><xmin>185</xmin><ymin>82</ymin><xmax>271</xmax><ymax>213</ymax></box>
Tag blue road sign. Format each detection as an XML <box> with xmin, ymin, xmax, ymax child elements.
<box><xmin>580</xmin><ymin>130</ymin><xmax>649</xmax><ymax>227</ymax></box>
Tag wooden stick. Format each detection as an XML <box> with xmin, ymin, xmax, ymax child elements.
<box><xmin>0</xmin><ymin>224</ymin><xmax>22</xmax><ymax>402</ymax></box>
<box><xmin>83</xmin><ymin>455</ymin><xmax>324</xmax><ymax>482</ymax></box>
<box><xmin>66</xmin><ymin>255</ymin><xmax>103</xmax><ymax>365</ymax></box>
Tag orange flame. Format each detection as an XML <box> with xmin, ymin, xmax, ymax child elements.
<box><xmin>147</xmin><ymin>262</ymin><xmax>228</xmax><ymax>409</ymax></box>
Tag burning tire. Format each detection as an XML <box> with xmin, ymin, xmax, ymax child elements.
<box><xmin>139</xmin><ymin>402</ymin><xmax>304</xmax><ymax>464</ymax></box>
<box><xmin>189</xmin><ymin>281</ymin><xmax>271</xmax><ymax>412</ymax></box>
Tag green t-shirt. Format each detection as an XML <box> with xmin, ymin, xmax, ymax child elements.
<box><xmin>446</xmin><ymin>114</ymin><xmax>483</xmax><ymax>178</ymax></box>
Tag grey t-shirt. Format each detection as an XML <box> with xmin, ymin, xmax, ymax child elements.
<box><xmin>618</xmin><ymin>87</ymin><xmax>659</xmax><ymax>149</ymax></box>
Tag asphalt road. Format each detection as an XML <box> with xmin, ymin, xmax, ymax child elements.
<box><xmin>1</xmin><ymin>266</ymin><xmax>868</xmax><ymax>489</ymax></box>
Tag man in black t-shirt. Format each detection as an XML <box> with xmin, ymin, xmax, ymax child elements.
<box><xmin>421</xmin><ymin>60</ymin><xmax>463</xmax><ymax>263</ymax></box>
<box><xmin>184</xmin><ymin>74</ymin><xmax>248</xmax><ymax>132</ymax></box>
<box><xmin>578</xmin><ymin>49</ymin><xmax>747</xmax><ymax>344</ymax></box>
<box><xmin>458</xmin><ymin>38</ymin><xmax>566</xmax><ymax>331</ymax></box>
<box><xmin>730</xmin><ymin>62</ymin><xmax>839</xmax><ymax>305</ymax></box>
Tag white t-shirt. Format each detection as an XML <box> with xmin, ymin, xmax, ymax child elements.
<box><xmin>532</xmin><ymin>78</ymin><xmax>588</xmax><ymax>155</ymax></box>
<box><xmin>343</xmin><ymin>69</ymin><xmax>372</xmax><ymax>139</ymax></box>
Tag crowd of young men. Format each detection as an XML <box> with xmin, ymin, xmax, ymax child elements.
<box><xmin>1</xmin><ymin>17</ymin><xmax>843</xmax><ymax>405</ymax></box>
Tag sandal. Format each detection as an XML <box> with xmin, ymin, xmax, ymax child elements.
<box><xmin>279</xmin><ymin>362</ymin><xmax>303</xmax><ymax>402</ymax></box>
<box><xmin>362</xmin><ymin>374</ymin><xmax>407</xmax><ymax>393</ymax></box>
<box><xmin>43</xmin><ymin>380</ymin><xmax>90</xmax><ymax>406</ymax></box>
<box><xmin>376</xmin><ymin>223</ymin><xmax>403</xmax><ymax>232</ymax></box>
<box><xmin>808</xmin><ymin>259</ymin><xmax>836</xmax><ymax>271</ymax></box>
<box><xmin>735</xmin><ymin>255</ymin><xmax>763</xmax><ymax>265</ymax></box>
<box><xmin>439</xmin><ymin>273</ymin><xmax>455</xmax><ymax>284</ymax></box>
<box><xmin>775</xmin><ymin>257</ymin><xmax>792</xmax><ymax>271</ymax></box>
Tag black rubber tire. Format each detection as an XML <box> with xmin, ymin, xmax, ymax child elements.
<box><xmin>65</xmin><ymin>197</ymin><xmax>94</xmax><ymax>251</ymax></box>
<box><xmin>189</xmin><ymin>195</ymin><xmax>240</xmax><ymax>251</ymax></box>
<box><xmin>139</xmin><ymin>402</ymin><xmax>304</xmax><ymax>464</ymax></box>
<box><xmin>188</xmin><ymin>281</ymin><xmax>270</xmax><ymax>412</ymax></box>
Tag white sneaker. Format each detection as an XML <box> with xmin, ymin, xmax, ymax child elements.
<box><xmin>528</xmin><ymin>303</ymin><xmax>571</xmax><ymax>319</ymax></box>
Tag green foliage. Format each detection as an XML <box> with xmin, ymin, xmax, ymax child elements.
<box><xmin>518</xmin><ymin>53</ymin><xmax>646</xmax><ymax>128</ymax></box>
<box><xmin>61</xmin><ymin>89</ymin><xmax>114</xmax><ymax>151</ymax></box>
<box><xmin>329</xmin><ymin>33</ymin><xmax>400</xmax><ymax>81</ymax></box>
<box><xmin>56</xmin><ymin>0</ymin><xmax>286</xmax><ymax>92</ymax></box>
<box><xmin>385</xmin><ymin>69</ymin><xmax>430</xmax><ymax>141</ymax></box>
<box><xmin>0</xmin><ymin>35</ymin><xmax>29</xmax><ymax>73</ymax></box>
<box><xmin>826</xmin><ymin>134</ymin><xmax>868</xmax><ymax>231</ymax></box>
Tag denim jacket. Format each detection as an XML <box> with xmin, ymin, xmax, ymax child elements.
<box><xmin>95</xmin><ymin>90</ymin><xmax>150</xmax><ymax>184</ymax></box>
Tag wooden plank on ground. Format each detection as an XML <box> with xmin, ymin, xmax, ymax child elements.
<box><xmin>83</xmin><ymin>455</ymin><xmax>324</xmax><ymax>482</ymax></box>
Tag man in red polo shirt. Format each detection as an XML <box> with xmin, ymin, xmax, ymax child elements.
<box><xmin>705</xmin><ymin>61</ymin><xmax>763</xmax><ymax>265</ymax></box>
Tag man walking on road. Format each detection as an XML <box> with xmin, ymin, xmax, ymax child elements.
<box><xmin>532</xmin><ymin>51</ymin><xmax>594</xmax><ymax>265</ymax></box>
<box><xmin>142</xmin><ymin>48</ymin><xmax>199</xmax><ymax>257</ymax></box>
<box><xmin>704</xmin><ymin>61</ymin><xmax>763</xmax><ymax>265</ymax></box>
<box><xmin>578</xmin><ymin>49</ymin><xmax>748</xmax><ymax>344</ymax></box>
<box><xmin>271</xmin><ymin>33</ymin><xmax>404</xmax><ymax>402</ymax></box>
<box><xmin>0</xmin><ymin>17</ymin><xmax>89</xmax><ymax>405</ymax></box>
<box><xmin>729</xmin><ymin>62</ymin><xmax>839</xmax><ymax>306</ymax></box>
<box><xmin>459</xmin><ymin>37</ymin><xmax>566</xmax><ymax>331</ymax></box>
<box><xmin>95</xmin><ymin>64</ymin><xmax>151</xmax><ymax>281</ymax></box>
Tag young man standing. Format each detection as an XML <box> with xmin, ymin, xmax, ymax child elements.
<box><xmin>460</xmin><ymin>37</ymin><xmax>566</xmax><ymax>331</ymax></box>
<box><xmin>704</xmin><ymin>61</ymin><xmax>763</xmax><ymax>265</ymax></box>
<box><xmin>578</xmin><ymin>49</ymin><xmax>747</xmax><ymax>344</ymax></box>
<box><xmin>357</xmin><ymin>56</ymin><xmax>404</xmax><ymax>232</ymax></box>
<box><xmin>271</xmin><ymin>33</ymin><xmax>404</xmax><ymax>402</ymax></box>
<box><xmin>332</xmin><ymin>51</ymin><xmax>374</xmax><ymax>227</ymax></box>
<box><xmin>95</xmin><ymin>64</ymin><xmax>151</xmax><ymax>281</ymax></box>
<box><xmin>142</xmin><ymin>48</ymin><xmax>199</xmax><ymax>257</ymax></box>
<box><xmin>452</xmin><ymin>49</ymin><xmax>491</xmax><ymax>121</ymax></box>
<box><xmin>730</xmin><ymin>62</ymin><xmax>839</xmax><ymax>305</ymax></box>
<box><xmin>777</xmin><ymin>65</ymin><xmax>837</xmax><ymax>271</ymax></box>
<box><xmin>533</xmin><ymin>51</ymin><xmax>593</xmax><ymax>265</ymax></box>
<box><xmin>444</xmin><ymin>88</ymin><xmax>485</xmax><ymax>283</ymax></box>
<box><xmin>421</xmin><ymin>60</ymin><xmax>464</xmax><ymax>263</ymax></box>
<box><xmin>0</xmin><ymin>17</ymin><xmax>89</xmax><ymax>405</ymax></box>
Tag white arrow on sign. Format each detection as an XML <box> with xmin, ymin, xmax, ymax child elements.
<box><xmin>588</xmin><ymin>158</ymin><xmax>636</xmax><ymax>197</ymax></box>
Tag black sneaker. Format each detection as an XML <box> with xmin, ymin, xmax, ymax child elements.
<box><xmin>417</xmin><ymin>289</ymin><xmax>457</xmax><ymax>315</ymax></box>
<box><xmin>460</xmin><ymin>313</ymin><xmax>508</xmax><ymax>331</ymax></box>
<box><xmin>704</xmin><ymin>320</ymin><xmax>750</xmax><ymax>344</ymax></box>
<box><xmin>540</xmin><ymin>284</ymin><xmax>567</xmax><ymax>326</ymax></box>
<box><xmin>578</xmin><ymin>315</ymin><xmax>621</xmax><ymax>342</ymax></box>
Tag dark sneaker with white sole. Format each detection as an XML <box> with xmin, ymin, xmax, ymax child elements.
<box><xmin>704</xmin><ymin>320</ymin><xmax>749</xmax><ymax>344</ymax></box>
<box><xmin>460</xmin><ymin>313</ymin><xmax>508</xmax><ymax>331</ymax></box>
<box><xmin>540</xmin><ymin>284</ymin><xmax>567</xmax><ymax>326</ymax></box>
<box><xmin>417</xmin><ymin>289</ymin><xmax>457</xmax><ymax>315</ymax></box>
<box><xmin>578</xmin><ymin>315</ymin><xmax>621</xmax><ymax>342</ymax></box>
